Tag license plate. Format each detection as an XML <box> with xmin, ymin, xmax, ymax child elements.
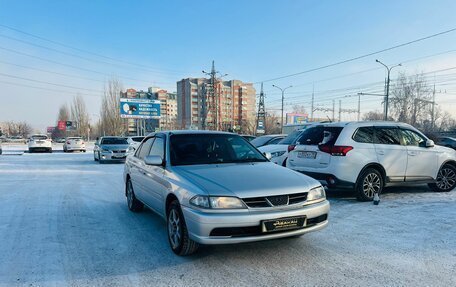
<box><xmin>36</xmin><ymin>141</ymin><xmax>44</xmax><ymax>144</ymax></box>
<box><xmin>261</xmin><ymin>216</ymin><xmax>306</xmax><ymax>233</ymax></box>
<box><xmin>297</xmin><ymin>151</ymin><xmax>316</xmax><ymax>159</ymax></box>
<box><xmin>113</xmin><ymin>155</ymin><xmax>126</xmax><ymax>159</ymax></box>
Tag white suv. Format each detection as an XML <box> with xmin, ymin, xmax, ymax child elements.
<box><xmin>28</xmin><ymin>134</ymin><xmax>52</xmax><ymax>153</ymax></box>
<box><xmin>287</xmin><ymin>121</ymin><xmax>456</xmax><ymax>201</ymax></box>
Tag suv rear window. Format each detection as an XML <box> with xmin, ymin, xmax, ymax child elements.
<box><xmin>279</xmin><ymin>130</ymin><xmax>302</xmax><ymax>145</ymax></box>
<box><xmin>353</xmin><ymin>127</ymin><xmax>374</xmax><ymax>143</ymax></box>
<box><xmin>296</xmin><ymin>126</ymin><xmax>343</xmax><ymax>146</ymax></box>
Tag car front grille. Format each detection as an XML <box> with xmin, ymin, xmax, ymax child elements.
<box><xmin>209</xmin><ymin>214</ymin><xmax>328</xmax><ymax>237</ymax></box>
<box><xmin>112</xmin><ymin>150</ymin><xmax>126</xmax><ymax>153</ymax></box>
<box><xmin>242</xmin><ymin>192</ymin><xmax>308</xmax><ymax>208</ymax></box>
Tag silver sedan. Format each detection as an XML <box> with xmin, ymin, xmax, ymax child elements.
<box><xmin>124</xmin><ymin>131</ymin><xmax>329</xmax><ymax>255</ymax></box>
<box><xmin>94</xmin><ymin>136</ymin><xmax>129</xmax><ymax>163</ymax></box>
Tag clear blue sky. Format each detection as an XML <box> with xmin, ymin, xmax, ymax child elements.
<box><xmin>1</xmin><ymin>0</ymin><xmax>456</xmax><ymax>130</ymax></box>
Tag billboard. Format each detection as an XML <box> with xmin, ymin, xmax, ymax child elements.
<box><xmin>286</xmin><ymin>113</ymin><xmax>309</xmax><ymax>124</ymax></box>
<box><xmin>57</xmin><ymin>121</ymin><xmax>66</xmax><ymax>131</ymax></box>
<box><xmin>120</xmin><ymin>98</ymin><xmax>161</xmax><ymax>119</ymax></box>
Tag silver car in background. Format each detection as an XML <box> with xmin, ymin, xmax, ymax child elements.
<box><xmin>124</xmin><ymin>131</ymin><xmax>329</xmax><ymax>255</ymax></box>
<box><xmin>94</xmin><ymin>136</ymin><xmax>129</xmax><ymax>163</ymax></box>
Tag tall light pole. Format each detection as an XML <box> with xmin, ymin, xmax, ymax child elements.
<box><xmin>272</xmin><ymin>84</ymin><xmax>292</xmax><ymax>133</ymax></box>
<box><xmin>375</xmin><ymin>59</ymin><xmax>401</xmax><ymax>121</ymax></box>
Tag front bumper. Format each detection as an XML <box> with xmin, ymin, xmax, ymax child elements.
<box><xmin>67</xmin><ymin>145</ymin><xmax>86</xmax><ymax>151</ymax></box>
<box><xmin>182</xmin><ymin>200</ymin><xmax>330</xmax><ymax>244</ymax></box>
<box><xmin>99</xmin><ymin>152</ymin><xmax>127</xmax><ymax>161</ymax></box>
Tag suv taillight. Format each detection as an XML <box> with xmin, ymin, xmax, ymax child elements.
<box><xmin>319</xmin><ymin>145</ymin><xmax>353</xmax><ymax>156</ymax></box>
<box><xmin>66</xmin><ymin>141</ymin><xmax>70</xmax><ymax>144</ymax></box>
<box><xmin>287</xmin><ymin>145</ymin><xmax>296</xmax><ymax>153</ymax></box>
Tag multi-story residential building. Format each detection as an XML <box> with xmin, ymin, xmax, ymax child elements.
<box><xmin>156</xmin><ymin>89</ymin><xmax>178</xmax><ymax>130</ymax></box>
<box><xmin>176</xmin><ymin>78</ymin><xmax>256</xmax><ymax>132</ymax></box>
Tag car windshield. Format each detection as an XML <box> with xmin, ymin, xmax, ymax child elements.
<box><xmin>101</xmin><ymin>138</ymin><xmax>128</xmax><ymax>145</ymax></box>
<box><xmin>278</xmin><ymin>130</ymin><xmax>302</xmax><ymax>145</ymax></box>
<box><xmin>170</xmin><ymin>134</ymin><xmax>268</xmax><ymax>166</ymax></box>
<box><xmin>131</xmin><ymin>137</ymin><xmax>145</xmax><ymax>142</ymax></box>
<box><xmin>31</xmin><ymin>135</ymin><xmax>47</xmax><ymax>140</ymax></box>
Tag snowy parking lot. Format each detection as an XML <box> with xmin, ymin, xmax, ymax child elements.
<box><xmin>0</xmin><ymin>145</ymin><xmax>455</xmax><ymax>286</ymax></box>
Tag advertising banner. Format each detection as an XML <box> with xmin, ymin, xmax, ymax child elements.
<box><xmin>57</xmin><ymin>121</ymin><xmax>66</xmax><ymax>131</ymax></box>
<box><xmin>286</xmin><ymin>113</ymin><xmax>309</xmax><ymax>124</ymax></box>
<box><xmin>120</xmin><ymin>98</ymin><xmax>161</xmax><ymax>119</ymax></box>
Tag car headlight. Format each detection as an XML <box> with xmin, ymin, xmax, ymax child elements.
<box><xmin>307</xmin><ymin>186</ymin><xmax>326</xmax><ymax>201</ymax></box>
<box><xmin>190</xmin><ymin>196</ymin><xmax>246</xmax><ymax>209</ymax></box>
<box><xmin>100</xmin><ymin>148</ymin><xmax>111</xmax><ymax>153</ymax></box>
<box><xmin>270</xmin><ymin>151</ymin><xmax>286</xmax><ymax>158</ymax></box>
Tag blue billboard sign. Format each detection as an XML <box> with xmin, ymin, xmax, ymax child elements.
<box><xmin>120</xmin><ymin>98</ymin><xmax>161</xmax><ymax>119</ymax></box>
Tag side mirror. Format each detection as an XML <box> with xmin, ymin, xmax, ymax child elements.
<box><xmin>426</xmin><ymin>139</ymin><xmax>435</xmax><ymax>148</ymax></box>
<box><xmin>263</xmin><ymin>152</ymin><xmax>272</xmax><ymax>160</ymax></box>
<box><xmin>144</xmin><ymin>155</ymin><xmax>164</xmax><ymax>166</ymax></box>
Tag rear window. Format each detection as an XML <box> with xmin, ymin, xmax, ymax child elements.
<box><xmin>101</xmin><ymin>138</ymin><xmax>128</xmax><ymax>145</ymax></box>
<box><xmin>296</xmin><ymin>126</ymin><xmax>343</xmax><ymax>146</ymax></box>
<box><xmin>31</xmin><ymin>135</ymin><xmax>47</xmax><ymax>140</ymax></box>
<box><xmin>353</xmin><ymin>127</ymin><xmax>374</xmax><ymax>143</ymax></box>
<box><xmin>250</xmin><ymin>136</ymin><xmax>274</xmax><ymax>147</ymax></box>
<box><xmin>279</xmin><ymin>130</ymin><xmax>302</xmax><ymax>145</ymax></box>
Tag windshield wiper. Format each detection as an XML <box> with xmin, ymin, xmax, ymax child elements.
<box><xmin>232</xmin><ymin>158</ymin><xmax>268</xmax><ymax>163</ymax></box>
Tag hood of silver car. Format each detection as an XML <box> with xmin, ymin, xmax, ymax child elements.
<box><xmin>173</xmin><ymin>162</ymin><xmax>320</xmax><ymax>198</ymax></box>
<box><xmin>100</xmin><ymin>144</ymin><xmax>129</xmax><ymax>151</ymax></box>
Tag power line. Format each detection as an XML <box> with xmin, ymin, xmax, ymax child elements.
<box><xmin>0</xmin><ymin>79</ymin><xmax>101</xmax><ymax>98</ymax></box>
<box><xmin>0</xmin><ymin>23</ymin><xmax>187</xmax><ymax>74</ymax></box>
<box><xmin>0</xmin><ymin>45</ymin><xmax>174</xmax><ymax>86</ymax></box>
<box><xmin>0</xmin><ymin>72</ymin><xmax>103</xmax><ymax>93</ymax></box>
<box><xmin>255</xmin><ymin>27</ymin><xmax>456</xmax><ymax>83</ymax></box>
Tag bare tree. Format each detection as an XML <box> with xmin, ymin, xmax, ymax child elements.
<box><xmin>264</xmin><ymin>112</ymin><xmax>281</xmax><ymax>134</ymax></box>
<box><xmin>362</xmin><ymin>111</ymin><xmax>385</xmax><ymax>121</ymax></box>
<box><xmin>57</xmin><ymin>103</ymin><xmax>70</xmax><ymax>122</ymax></box>
<box><xmin>0</xmin><ymin>121</ymin><xmax>32</xmax><ymax>138</ymax></box>
<box><xmin>70</xmin><ymin>95</ymin><xmax>90</xmax><ymax>138</ymax></box>
<box><xmin>100</xmin><ymin>78</ymin><xmax>126</xmax><ymax>136</ymax></box>
<box><xmin>389</xmin><ymin>72</ymin><xmax>433</xmax><ymax>127</ymax></box>
<box><xmin>292</xmin><ymin>104</ymin><xmax>307</xmax><ymax>114</ymax></box>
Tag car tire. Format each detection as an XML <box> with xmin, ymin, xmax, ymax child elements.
<box><xmin>355</xmin><ymin>168</ymin><xmax>383</xmax><ymax>201</ymax></box>
<box><xmin>167</xmin><ymin>200</ymin><xmax>199</xmax><ymax>256</ymax></box>
<box><xmin>28</xmin><ymin>148</ymin><xmax>33</xmax><ymax>153</ymax></box>
<box><xmin>126</xmin><ymin>179</ymin><xmax>144</xmax><ymax>212</ymax></box>
<box><xmin>428</xmin><ymin>164</ymin><xmax>456</xmax><ymax>192</ymax></box>
<box><xmin>282</xmin><ymin>158</ymin><xmax>287</xmax><ymax>167</ymax></box>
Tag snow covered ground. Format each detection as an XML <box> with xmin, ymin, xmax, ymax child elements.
<box><xmin>0</xmin><ymin>147</ymin><xmax>455</xmax><ymax>286</ymax></box>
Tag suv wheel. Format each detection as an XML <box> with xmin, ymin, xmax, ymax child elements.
<box><xmin>356</xmin><ymin>168</ymin><xmax>383</xmax><ymax>201</ymax></box>
<box><xmin>126</xmin><ymin>179</ymin><xmax>144</xmax><ymax>212</ymax></box>
<box><xmin>167</xmin><ymin>200</ymin><xmax>199</xmax><ymax>256</ymax></box>
<box><xmin>428</xmin><ymin>164</ymin><xmax>456</xmax><ymax>192</ymax></box>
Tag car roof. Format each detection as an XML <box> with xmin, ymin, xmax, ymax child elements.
<box><xmin>146</xmin><ymin>130</ymin><xmax>238</xmax><ymax>137</ymax></box>
<box><xmin>309</xmin><ymin>121</ymin><xmax>415</xmax><ymax>128</ymax></box>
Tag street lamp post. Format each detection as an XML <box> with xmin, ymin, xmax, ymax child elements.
<box><xmin>375</xmin><ymin>59</ymin><xmax>401</xmax><ymax>121</ymax></box>
<box><xmin>272</xmin><ymin>84</ymin><xmax>292</xmax><ymax>133</ymax></box>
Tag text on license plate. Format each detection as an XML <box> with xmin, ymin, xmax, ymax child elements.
<box><xmin>297</xmin><ymin>151</ymin><xmax>316</xmax><ymax>159</ymax></box>
<box><xmin>262</xmin><ymin>216</ymin><xmax>306</xmax><ymax>233</ymax></box>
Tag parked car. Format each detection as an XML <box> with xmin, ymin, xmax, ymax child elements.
<box><xmin>250</xmin><ymin>134</ymin><xmax>286</xmax><ymax>148</ymax></box>
<box><xmin>7</xmin><ymin>136</ymin><xmax>26</xmax><ymax>144</ymax></box>
<box><xmin>28</xmin><ymin>134</ymin><xmax>52</xmax><ymax>153</ymax></box>
<box><xmin>241</xmin><ymin>135</ymin><xmax>256</xmax><ymax>142</ymax></box>
<box><xmin>124</xmin><ymin>131</ymin><xmax>329</xmax><ymax>255</ymax></box>
<box><xmin>55</xmin><ymin>137</ymin><xmax>66</xmax><ymax>143</ymax></box>
<box><xmin>436</xmin><ymin>137</ymin><xmax>456</xmax><ymax>149</ymax></box>
<box><xmin>63</xmin><ymin>137</ymin><xmax>86</xmax><ymax>152</ymax></box>
<box><xmin>287</xmin><ymin>121</ymin><xmax>456</xmax><ymax>201</ymax></box>
<box><xmin>125</xmin><ymin>136</ymin><xmax>145</xmax><ymax>153</ymax></box>
<box><xmin>94</xmin><ymin>136</ymin><xmax>129</xmax><ymax>163</ymax></box>
<box><xmin>258</xmin><ymin>124</ymin><xmax>313</xmax><ymax>166</ymax></box>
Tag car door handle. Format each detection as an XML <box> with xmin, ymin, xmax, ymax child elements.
<box><xmin>408</xmin><ymin>151</ymin><xmax>418</xmax><ymax>156</ymax></box>
<box><xmin>377</xmin><ymin>150</ymin><xmax>385</xmax><ymax>155</ymax></box>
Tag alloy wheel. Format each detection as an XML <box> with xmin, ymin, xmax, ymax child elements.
<box><xmin>126</xmin><ymin>181</ymin><xmax>134</xmax><ymax>209</ymax></box>
<box><xmin>436</xmin><ymin>167</ymin><xmax>456</xmax><ymax>190</ymax></box>
<box><xmin>362</xmin><ymin>173</ymin><xmax>381</xmax><ymax>198</ymax></box>
<box><xmin>168</xmin><ymin>209</ymin><xmax>181</xmax><ymax>249</ymax></box>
